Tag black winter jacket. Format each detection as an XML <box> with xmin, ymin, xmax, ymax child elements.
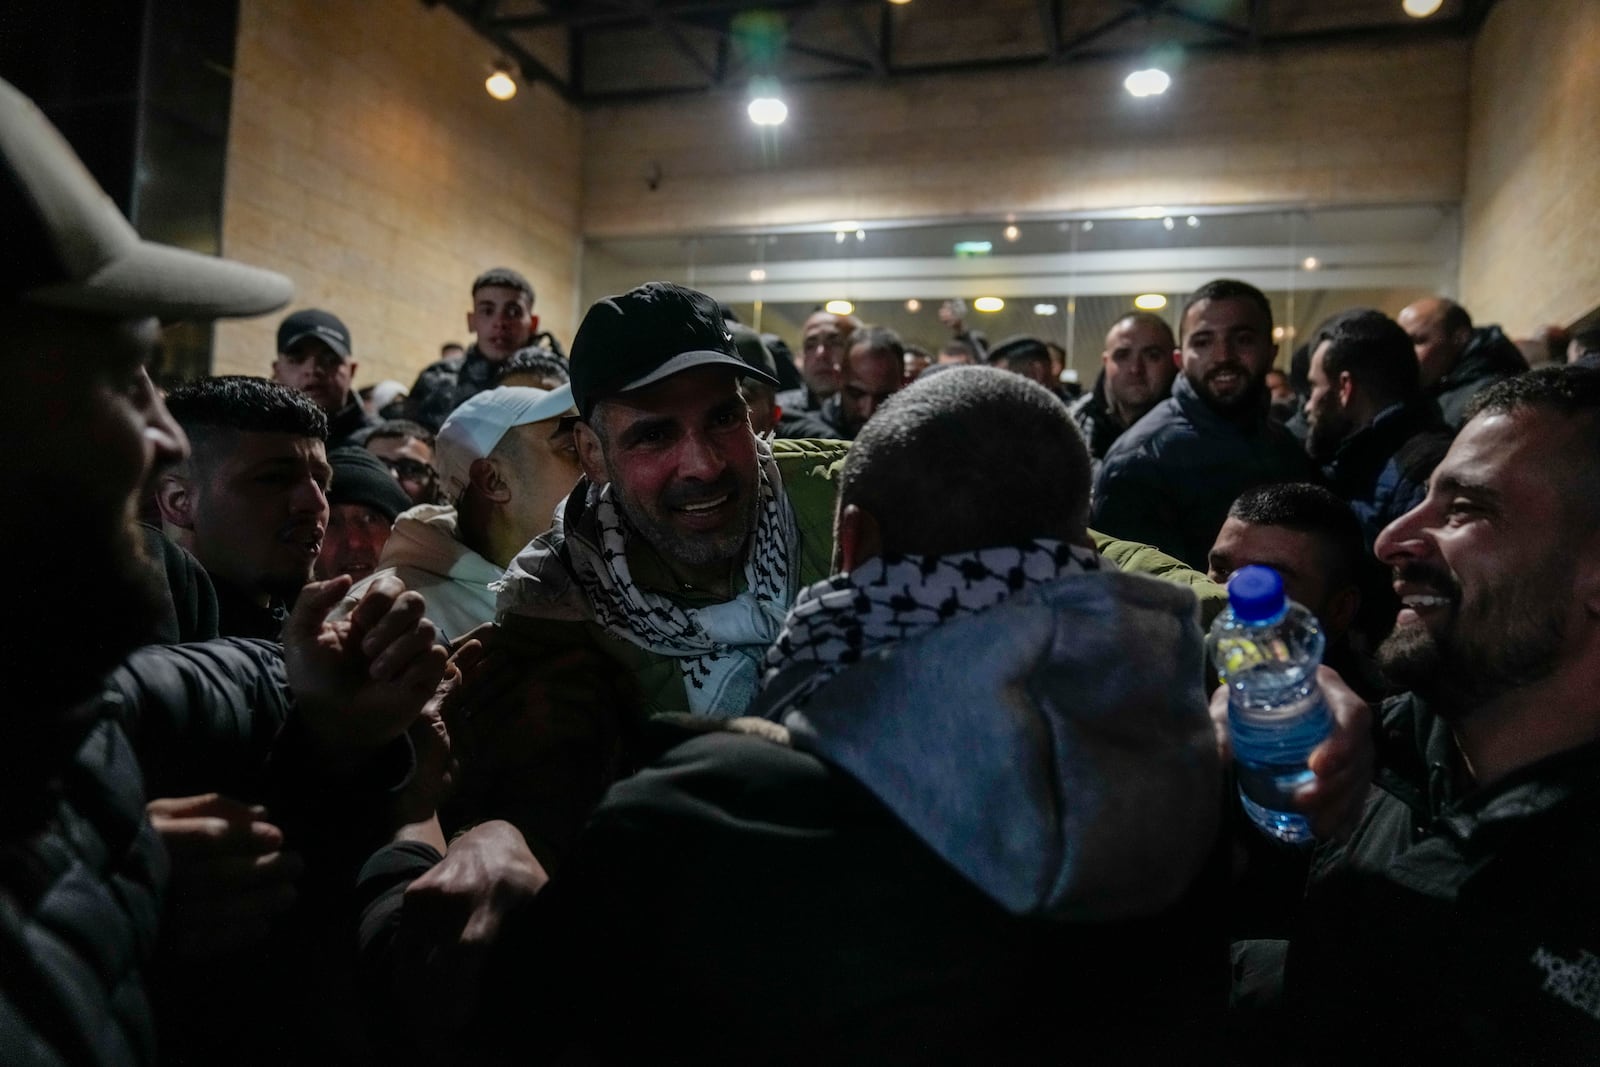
<box><xmin>1090</xmin><ymin>375</ymin><xmax>1314</xmax><ymax>569</ymax></box>
<box><xmin>1430</xmin><ymin>325</ymin><xmax>1526</xmax><ymax>429</ymax></box>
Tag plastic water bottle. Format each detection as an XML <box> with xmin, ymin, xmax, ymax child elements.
<box><xmin>1207</xmin><ymin>565</ymin><xmax>1331</xmax><ymax>846</ymax></box>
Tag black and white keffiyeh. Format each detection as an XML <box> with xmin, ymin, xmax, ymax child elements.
<box><xmin>560</xmin><ymin>434</ymin><xmax>799</xmax><ymax>716</ymax></box>
<box><xmin>762</xmin><ymin>539</ymin><xmax>1101</xmax><ymax>708</ymax></box>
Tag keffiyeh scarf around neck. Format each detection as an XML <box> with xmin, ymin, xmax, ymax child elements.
<box><xmin>561</xmin><ymin>435</ymin><xmax>799</xmax><ymax>717</ymax></box>
<box><xmin>762</xmin><ymin>539</ymin><xmax>1101</xmax><ymax>710</ymax></box>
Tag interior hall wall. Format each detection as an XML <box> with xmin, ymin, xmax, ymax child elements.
<box><xmin>580</xmin><ymin>37</ymin><xmax>1470</xmax><ymax>238</ymax></box>
<box><xmin>213</xmin><ymin>0</ymin><xmax>583</xmax><ymax>389</ymax></box>
<box><xmin>1461</xmin><ymin>0</ymin><xmax>1600</xmax><ymax>334</ymax></box>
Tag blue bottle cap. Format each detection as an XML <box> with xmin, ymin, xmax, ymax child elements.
<box><xmin>1227</xmin><ymin>565</ymin><xmax>1286</xmax><ymax>622</ymax></box>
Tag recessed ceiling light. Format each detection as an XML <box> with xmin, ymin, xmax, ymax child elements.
<box><xmin>905</xmin><ymin>299</ymin><xmax>921</xmax><ymax>312</ymax></box>
<box><xmin>1302</xmin><ymin>256</ymin><xmax>1321</xmax><ymax>271</ymax></box>
<box><xmin>1033</xmin><ymin>303</ymin><xmax>1059</xmax><ymax>316</ymax></box>
<box><xmin>1124</xmin><ymin>68</ymin><xmax>1171</xmax><ymax>97</ymax></box>
<box><xmin>1186</xmin><ymin>215</ymin><xmax>1200</xmax><ymax>228</ymax></box>
<box><xmin>485</xmin><ymin>63</ymin><xmax>518</xmax><ymax>101</ymax></box>
<box><xmin>748</xmin><ymin>96</ymin><xmax>788</xmax><ymax>125</ymax></box>
<box><xmin>973</xmin><ymin>297</ymin><xmax>1004</xmax><ymax>312</ymax></box>
<box><xmin>749</xmin><ymin>268</ymin><xmax>767</xmax><ymax>282</ymax></box>
<box><xmin>825</xmin><ymin>300</ymin><xmax>855</xmax><ymax>315</ymax></box>
<box><xmin>1162</xmin><ymin>216</ymin><xmax>1175</xmax><ymax>231</ymax></box>
<box><xmin>1004</xmin><ymin>225</ymin><xmax>1021</xmax><ymax>242</ymax></box>
<box><xmin>1402</xmin><ymin>0</ymin><xmax>1443</xmax><ymax>17</ymax></box>
<box><xmin>1134</xmin><ymin>293</ymin><xmax>1167</xmax><ymax>311</ymax></box>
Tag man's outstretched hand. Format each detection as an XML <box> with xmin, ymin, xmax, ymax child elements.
<box><xmin>284</xmin><ymin>575</ymin><xmax>448</xmax><ymax>760</ymax></box>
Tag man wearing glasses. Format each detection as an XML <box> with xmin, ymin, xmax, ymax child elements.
<box><xmin>366</xmin><ymin>419</ymin><xmax>443</xmax><ymax>507</ymax></box>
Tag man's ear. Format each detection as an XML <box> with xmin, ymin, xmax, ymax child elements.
<box><xmin>1171</xmin><ymin>348</ymin><xmax>1183</xmax><ymax>371</ymax></box>
<box><xmin>529</xmin><ymin>314</ymin><xmax>540</xmax><ymax>335</ymax></box>
<box><xmin>469</xmin><ymin>457</ymin><xmax>511</xmax><ymax>504</ymax></box>
<box><xmin>465</xmin><ymin>310</ymin><xmax>475</xmax><ymax>335</ymax></box>
<box><xmin>1337</xmin><ymin>370</ymin><xmax>1356</xmax><ymax>409</ymax></box>
<box><xmin>156</xmin><ymin>469</ymin><xmax>196</xmax><ymax>531</ymax></box>
<box><xmin>346</xmin><ymin>359</ymin><xmax>359</xmax><ymax>382</ymax></box>
<box><xmin>574</xmin><ymin>421</ymin><xmax>608</xmax><ymax>485</ymax></box>
<box><xmin>835</xmin><ymin>503</ymin><xmax>883</xmax><ymax>574</ymax></box>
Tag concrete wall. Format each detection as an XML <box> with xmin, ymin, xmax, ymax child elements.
<box><xmin>1461</xmin><ymin>0</ymin><xmax>1600</xmax><ymax>333</ymax></box>
<box><xmin>213</xmin><ymin>0</ymin><xmax>583</xmax><ymax>389</ymax></box>
<box><xmin>581</xmin><ymin>37</ymin><xmax>1470</xmax><ymax>238</ymax></box>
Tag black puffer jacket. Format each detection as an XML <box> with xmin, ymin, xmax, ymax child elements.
<box><xmin>0</xmin><ymin>640</ymin><xmax>403</xmax><ymax>1066</ymax></box>
<box><xmin>1090</xmin><ymin>375</ymin><xmax>1314</xmax><ymax>569</ymax></box>
<box><xmin>405</xmin><ymin>344</ymin><xmax>502</xmax><ymax>433</ymax></box>
<box><xmin>1431</xmin><ymin>325</ymin><xmax>1526</xmax><ymax>429</ymax></box>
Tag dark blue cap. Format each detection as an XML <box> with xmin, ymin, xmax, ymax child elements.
<box><xmin>1227</xmin><ymin>565</ymin><xmax>1286</xmax><ymax>622</ymax></box>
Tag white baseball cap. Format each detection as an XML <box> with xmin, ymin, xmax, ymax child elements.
<box><xmin>437</xmin><ymin>385</ymin><xmax>575</xmax><ymax>503</ymax></box>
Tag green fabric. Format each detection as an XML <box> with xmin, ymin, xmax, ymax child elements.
<box><xmin>1090</xmin><ymin>529</ymin><xmax>1228</xmax><ymax>629</ymax></box>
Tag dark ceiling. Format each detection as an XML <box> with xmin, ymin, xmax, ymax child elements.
<box><xmin>430</xmin><ymin>0</ymin><xmax>1498</xmax><ymax>105</ymax></box>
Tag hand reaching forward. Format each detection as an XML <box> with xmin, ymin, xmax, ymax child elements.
<box><xmin>148</xmin><ymin>793</ymin><xmax>302</xmax><ymax>958</ymax></box>
<box><xmin>283</xmin><ymin>575</ymin><xmax>448</xmax><ymax>760</ymax></box>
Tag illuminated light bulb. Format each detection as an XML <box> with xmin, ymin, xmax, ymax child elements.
<box><xmin>1033</xmin><ymin>303</ymin><xmax>1059</xmax><ymax>316</ymax></box>
<box><xmin>825</xmin><ymin>300</ymin><xmax>854</xmax><ymax>315</ymax></box>
<box><xmin>749</xmin><ymin>268</ymin><xmax>767</xmax><ymax>282</ymax></box>
<box><xmin>973</xmin><ymin>297</ymin><xmax>1005</xmax><ymax>313</ymax></box>
<box><xmin>1004</xmin><ymin>225</ymin><xmax>1021</xmax><ymax>242</ymax></box>
<box><xmin>748</xmin><ymin>96</ymin><xmax>788</xmax><ymax>126</ymax></box>
<box><xmin>905</xmin><ymin>299</ymin><xmax>921</xmax><ymax>312</ymax></box>
<box><xmin>1134</xmin><ymin>293</ymin><xmax>1167</xmax><ymax>311</ymax></box>
<box><xmin>1302</xmin><ymin>256</ymin><xmax>1321</xmax><ymax>271</ymax></box>
<box><xmin>485</xmin><ymin>68</ymin><xmax>517</xmax><ymax>101</ymax></box>
<box><xmin>1402</xmin><ymin>0</ymin><xmax>1443</xmax><ymax>17</ymax></box>
<box><xmin>1124</xmin><ymin>68</ymin><xmax>1171</xmax><ymax>98</ymax></box>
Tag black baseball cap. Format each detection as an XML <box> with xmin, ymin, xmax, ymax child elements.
<box><xmin>277</xmin><ymin>308</ymin><xmax>352</xmax><ymax>359</ymax></box>
<box><xmin>568</xmin><ymin>282</ymin><xmax>779</xmax><ymax>418</ymax></box>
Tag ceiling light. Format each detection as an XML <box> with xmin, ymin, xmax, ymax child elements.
<box><xmin>1033</xmin><ymin>303</ymin><xmax>1058</xmax><ymax>316</ymax></box>
<box><xmin>1186</xmin><ymin>215</ymin><xmax>1200</xmax><ymax>228</ymax></box>
<box><xmin>1402</xmin><ymin>0</ymin><xmax>1443</xmax><ymax>16</ymax></box>
<box><xmin>953</xmin><ymin>240</ymin><xmax>993</xmax><ymax>257</ymax></box>
<box><xmin>1272</xmin><ymin>326</ymin><xmax>1285</xmax><ymax>341</ymax></box>
<box><xmin>748</xmin><ymin>96</ymin><xmax>788</xmax><ymax>126</ymax></box>
<box><xmin>973</xmin><ymin>297</ymin><xmax>1004</xmax><ymax>313</ymax></box>
<box><xmin>1081</xmin><ymin>220</ymin><xmax>1093</xmax><ymax>231</ymax></box>
<box><xmin>1162</xmin><ymin>216</ymin><xmax>1175</xmax><ymax>231</ymax></box>
<box><xmin>888</xmin><ymin>0</ymin><xmax>912</xmax><ymax>5</ymax></box>
<box><xmin>905</xmin><ymin>299</ymin><xmax>921</xmax><ymax>312</ymax></box>
<box><xmin>749</xmin><ymin>268</ymin><xmax>767</xmax><ymax>282</ymax></box>
<box><xmin>485</xmin><ymin>63</ymin><xmax>518</xmax><ymax>101</ymax></box>
<box><xmin>1004</xmin><ymin>225</ymin><xmax>1021</xmax><ymax>242</ymax></box>
<box><xmin>825</xmin><ymin>300</ymin><xmax>855</xmax><ymax>315</ymax></box>
<box><xmin>1302</xmin><ymin>256</ymin><xmax>1321</xmax><ymax>271</ymax></box>
<box><xmin>1134</xmin><ymin>293</ymin><xmax>1167</xmax><ymax>311</ymax></box>
<box><xmin>855</xmin><ymin>229</ymin><xmax>866</xmax><ymax>241</ymax></box>
<box><xmin>1124</xmin><ymin>68</ymin><xmax>1171</xmax><ymax>98</ymax></box>
<box><xmin>835</xmin><ymin>231</ymin><xmax>847</xmax><ymax>244</ymax></box>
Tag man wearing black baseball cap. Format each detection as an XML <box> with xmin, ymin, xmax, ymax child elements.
<box><xmin>496</xmin><ymin>281</ymin><xmax>850</xmax><ymax>719</ymax></box>
<box><xmin>273</xmin><ymin>306</ymin><xmax>378</xmax><ymax>448</ymax></box>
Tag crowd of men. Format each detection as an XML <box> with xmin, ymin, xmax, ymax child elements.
<box><xmin>5</xmin><ymin>74</ymin><xmax>1600</xmax><ymax>1066</ymax></box>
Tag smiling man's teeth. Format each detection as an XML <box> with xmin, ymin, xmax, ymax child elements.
<box><xmin>1403</xmin><ymin>595</ymin><xmax>1450</xmax><ymax>608</ymax></box>
<box><xmin>679</xmin><ymin>495</ymin><xmax>728</xmax><ymax>513</ymax></box>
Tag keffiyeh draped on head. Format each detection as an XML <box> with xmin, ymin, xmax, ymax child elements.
<box><xmin>763</xmin><ymin>539</ymin><xmax>1102</xmax><ymax>710</ymax></box>
<box><xmin>561</xmin><ymin>434</ymin><xmax>799</xmax><ymax>717</ymax></box>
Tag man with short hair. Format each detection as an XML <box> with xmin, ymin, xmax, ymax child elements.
<box><xmin>989</xmin><ymin>335</ymin><xmax>1058</xmax><ymax>391</ymax></box>
<box><xmin>272</xmin><ymin>307</ymin><xmax>377</xmax><ymax>448</ymax></box>
<box><xmin>407</xmin><ymin>267</ymin><xmax>538</xmax><ymax>431</ymax></box>
<box><xmin>937</xmin><ymin>338</ymin><xmax>978</xmax><ymax>365</ymax></box>
<box><xmin>1258</xmin><ymin>366</ymin><xmax>1600</xmax><ymax>1063</ymax></box>
<box><xmin>361</xmin><ymin>368</ymin><xmax>1374</xmax><ymax>1062</ymax></box>
<box><xmin>158</xmin><ymin>376</ymin><xmax>332</xmax><ymax>638</ymax></box>
<box><xmin>499</xmin><ymin>346</ymin><xmax>571</xmax><ymax>390</ymax></box>
<box><xmin>1397</xmin><ymin>296</ymin><xmax>1526</xmax><ymax>428</ymax></box>
<box><xmin>938</xmin><ymin>297</ymin><xmax>989</xmax><ymax>359</ymax></box>
<box><xmin>1302</xmin><ymin>308</ymin><xmax>1452</xmax><ymax>548</ymax></box>
<box><xmin>341</xmin><ymin>385</ymin><xmax>581</xmax><ymax>644</ymax></box>
<box><xmin>775</xmin><ymin>308</ymin><xmax>857</xmax><ymax>437</ymax></box>
<box><xmin>820</xmin><ymin>325</ymin><xmax>907</xmax><ymax>439</ymax></box>
<box><xmin>1208</xmin><ymin>482</ymin><xmax>1381</xmax><ymax>700</ymax></box>
<box><xmin>365</xmin><ymin>418</ymin><xmax>441</xmax><ymax>506</ymax></box>
<box><xmin>314</xmin><ymin>447</ymin><xmax>412</xmax><ymax>583</ymax></box>
<box><xmin>1092</xmin><ymin>279</ymin><xmax>1313</xmax><ymax>569</ymax></box>
<box><xmin>496</xmin><ymin>281</ymin><xmax>849</xmax><ymax>718</ymax></box>
<box><xmin>1071</xmin><ymin>311</ymin><xmax>1179</xmax><ymax>462</ymax></box>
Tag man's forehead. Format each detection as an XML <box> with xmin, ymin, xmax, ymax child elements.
<box><xmin>474</xmin><ymin>285</ymin><xmax>529</xmax><ymax>308</ymax></box>
<box><xmin>212</xmin><ymin>430</ymin><xmax>328</xmax><ymax>468</ymax></box>
<box><xmin>601</xmin><ymin>365</ymin><xmax>741</xmax><ymax>416</ymax></box>
<box><xmin>1185</xmin><ymin>297</ymin><xmax>1268</xmax><ymax>335</ymax></box>
<box><xmin>368</xmin><ymin>435</ymin><xmax>431</xmax><ymax>461</ymax></box>
<box><xmin>1107</xmin><ymin>320</ymin><xmax>1171</xmax><ymax>349</ymax></box>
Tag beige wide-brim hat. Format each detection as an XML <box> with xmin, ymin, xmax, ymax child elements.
<box><xmin>0</xmin><ymin>76</ymin><xmax>292</xmax><ymax>320</ymax></box>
